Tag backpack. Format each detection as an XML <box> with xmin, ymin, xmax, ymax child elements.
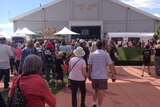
<box><xmin>43</xmin><ymin>48</ymin><xmax>53</xmax><ymax>62</ymax></box>
<box><xmin>143</xmin><ymin>50</ymin><xmax>150</xmax><ymax>60</ymax></box>
<box><xmin>7</xmin><ymin>78</ymin><xmax>25</xmax><ymax>107</ymax></box>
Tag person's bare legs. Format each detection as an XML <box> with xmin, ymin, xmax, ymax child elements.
<box><xmin>112</xmin><ymin>61</ymin><xmax>117</xmax><ymax>75</ymax></box>
<box><xmin>147</xmin><ymin>65</ymin><xmax>151</xmax><ymax>75</ymax></box>
<box><xmin>97</xmin><ymin>89</ymin><xmax>104</xmax><ymax>107</ymax></box>
<box><xmin>54</xmin><ymin>80</ymin><xmax>58</xmax><ymax>89</ymax></box>
<box><xmin>92</xmin><ymin>89</ymin><xmax>98</xmax><ymax>106</ymax></box>
<box><xmin>142</xmin><ymin>65</ymin><xmax>145</xmax><ymax>77</ymax></box>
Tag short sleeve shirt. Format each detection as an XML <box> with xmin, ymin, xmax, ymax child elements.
<box><xmin>68</xmin><ymin>57</ymin><xmax>86</xmax><ymax>81</ymax></box>
<box><xmin>0</xmin><ymin>44</ymin><xmax>13</xmax><ymax>69</ymax></box>
<box><xmin>88</xmin><ymin>50</ymin><xmax>112</xmax><ymax>79</ymax></box>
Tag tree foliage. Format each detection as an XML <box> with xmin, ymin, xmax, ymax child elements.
<box><xmin>154</xmin><ymin>25</ymin><xmax>160</xmax><ymax>40</ymax></box>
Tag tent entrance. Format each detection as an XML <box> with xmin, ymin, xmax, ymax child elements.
<box><xmin>71</xmin><ymin>26</ymin><xmax>101</xmax><ymax>39</ymax></box>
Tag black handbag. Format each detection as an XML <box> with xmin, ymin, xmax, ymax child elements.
<box><xmin>7</xmin><ymin>78</ymin><xmax>25</xmax><ymax>107</ymax></box>
<box><xmin>0</xmin><ymin>93</ymin><xmax>6</xmax><ymax>107</ymax></box>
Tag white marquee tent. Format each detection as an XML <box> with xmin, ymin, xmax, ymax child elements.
<box><xmin>107</xmin><ymin>32</ymin><xmax>154</xmax><ymax>43</ymax></box>
<box><xmin>15</xmin><ymin>27</ymin><xmax>36</xmax><ymax>35</ymax></box>
<box><xmin>54</xmin><ymin>27</ymin><xmax>79</xmax><ymax>35</ymax></box>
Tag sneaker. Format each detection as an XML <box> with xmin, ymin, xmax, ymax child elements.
<box><xmin>92</xmin><ymin>104</ymin><xmax>97</xmax><ymax>107</ymax></box>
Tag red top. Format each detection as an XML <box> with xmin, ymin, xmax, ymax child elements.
<box><xmin>9</xmin><ymin>74</ymin><xmax>56</xmax><ymax>107</ymax></box>
<box><xmin>15</xmin><ymin>48</ymin><xmax>22</xmax><ymax>60</ymax></box>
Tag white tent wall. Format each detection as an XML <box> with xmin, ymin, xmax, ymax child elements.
<box><xmin>11</xmin><ymin>0</ymin><xmax>160</xmax><ymax>40</ymax></box>
<box><xmin>13</xmin><ymin>0</ymin><xmax>70</xmax><ymax>32</ymax></box>
<box><xmin>108</xmin><ymin>32</ymin><xmax>154</xmax><ymax>44</ymax></box>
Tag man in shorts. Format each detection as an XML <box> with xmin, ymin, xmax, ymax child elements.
<box><xmin>88</xmin><ymin>40</ymin><xmax>116</xmax><ymax>107</ymax></box>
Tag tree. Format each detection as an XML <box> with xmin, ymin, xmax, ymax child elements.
<box><xmin>154</xmin><ymin>25</ymin><xmax>160</xmax><ymax>40</ymax></box>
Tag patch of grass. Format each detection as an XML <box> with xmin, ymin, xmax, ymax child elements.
<box><xmin>48</xmin><ymin>73</ymin><xmax>68</xmax><ymax>94</ymax></box>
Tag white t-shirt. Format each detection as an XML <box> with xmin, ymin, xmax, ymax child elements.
<box><xmin>68</xmin><ymin>57</ymin><xmax>86</xmax><ymax>81</ymax></box>
<box><xmin>0</xmin><ymin>44</ymin><xmax>13</xmax><ymax>69</ymax></box>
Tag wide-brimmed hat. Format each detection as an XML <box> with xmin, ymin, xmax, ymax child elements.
<box><xmin>73</xmin><ymin>47</ymin><xmax>85</xmax><ymax>57</ymax></box>
<box><xmin>79</xmin><ymin>39</ymin><xmax>85</xmax><ymax>43</ymax></box>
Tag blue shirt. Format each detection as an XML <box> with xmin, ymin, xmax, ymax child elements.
<box><xmin>88</xmin><ymin>50</ymin><xmax>112</xmax><ymax>79</ymax></box>
<box><xmin>59</xmin><ymin>45</ymin><xmax>67</xmax><ymax>53</ymax></box>
<box><xmin>20</xmin><ymin>47</ymin><xmax>38</xmax><ymax>64</ymax></box>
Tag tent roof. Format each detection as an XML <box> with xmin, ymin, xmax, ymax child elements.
<box><xmin>10</xmin><ymin>0</ymin><xmax>63</xmax><ymax>21</ymax></box>
<box><xmin>15</xmin><ymin>27</ymin><xmax>36</xmax><ymax>35</ymax></box>
<box><xmin>54</xmin><ymin>27</ymin><xmax>79</xmax><ymax>35</ymax></box>
<box><xmin>10</xmin><ymin>0</ymin><xmax>160</xmax><ymax>21</ymax></box>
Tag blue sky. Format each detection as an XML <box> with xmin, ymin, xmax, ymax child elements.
<box><xmin>0</xmin><ymin>0</ymin><xmax>53</xmax><ymax>34</ymax></box>
<box><xmin>0</xmin><ymin>0</ymin><xmax>160</xmax><ymax>34</ymax></box>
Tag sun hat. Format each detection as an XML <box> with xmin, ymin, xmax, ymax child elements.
<box><xmin>79</xmin><ymin>39</ymin><xmax>85</xmax><ymax>43</ymax></box>
<box><xmin>73</xmin><ymin>47</ymin><xmax>85</xmax><ymax>57</ymax></box>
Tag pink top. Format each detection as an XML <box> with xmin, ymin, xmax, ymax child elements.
<box><xmin>15</xmin><ymin>48</ymin><xmax>22</xmax><ymax>60</ymax></box>
<box><xmin>9</xmin><ymin>74</ymin><xmax>56</xmax><ymax>107</ymax></box>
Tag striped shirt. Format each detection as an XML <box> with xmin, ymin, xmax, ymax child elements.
<box><xmin>88</xmin><ymin>50</ymin><xmax>112</xmax><ymax>79</ymax></box>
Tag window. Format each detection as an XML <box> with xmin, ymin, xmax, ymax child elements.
<box><xmin>81</xmin><ymin>29</ymin><xmax>89</xmax><ymax>35</ymax></box>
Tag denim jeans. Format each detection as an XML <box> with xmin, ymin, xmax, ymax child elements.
<box><xmin>70</xmin><ymin>79</ymin><xmax>86</xmax><ymax>107</ymax></box>
<box><xmin>0</xmin><ymin>69</ymin><xmax>10</xmax><ymax>89</ymax></box>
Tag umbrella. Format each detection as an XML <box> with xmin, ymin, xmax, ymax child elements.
<box><xmin>54</xmin><ymin>27</ymin><xmax>79</xmax><ymax>35</ymax></box>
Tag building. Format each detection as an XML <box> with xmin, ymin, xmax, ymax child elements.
<box><xmin>11</xmin><ymin>0</ymin><xmax>160</xmax><ymax>40</ymax></box>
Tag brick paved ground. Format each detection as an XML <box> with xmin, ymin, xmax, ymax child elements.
<box><xmin>1</xmin><ymin>66</ymin><xmax>160</xmax><ymax>107</ymax></box>
<box><xmin>56</xmin><ymin>66</ymin><xmax>160</xmax><ymax>107</ymax></box>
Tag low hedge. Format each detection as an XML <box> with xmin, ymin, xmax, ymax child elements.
<box><xmin>114</xmin><ymin>48</ymin><xmax>154</xmax><ymax>66</ymax></box>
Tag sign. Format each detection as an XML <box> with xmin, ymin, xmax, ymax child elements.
<box><xmin>42</xmin><ymin>27</ymin><xmax>56</xmax><ymax>37</ymax></box>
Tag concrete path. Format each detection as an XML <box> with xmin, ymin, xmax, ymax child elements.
<box><xmin>56</xmin><ymin>66</ymin><xmax>160</xmax><ymax>107</ymax></box>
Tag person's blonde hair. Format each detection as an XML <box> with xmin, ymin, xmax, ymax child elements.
<box><xmin>26</xmin><ymin>40</ymin><xmax>34</xmax><ymax>48</ymax></box>
<box><xmin>57</xmin><ymin>51</ymin><xmax>63</xmax><ymax>57</ymax></box>
<box><xmin>157</xmin><ymin>40</ymin><xmax>160</xmax><ymax>44</ymax></box>
<box><xmin>22</xmin><ymin>54</ymin><xmax>42</xmax><ymax>76</ymax></box>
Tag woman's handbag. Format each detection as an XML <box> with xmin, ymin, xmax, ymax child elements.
<box><xmin>0</xmin><ymin>93</ymin><xmax>6</xmax><ymax>107</ymax></box>
<box><xmin>7</xmin><ymin>78</ymin><xmax>25</xmax><ymax>107</ymax></box>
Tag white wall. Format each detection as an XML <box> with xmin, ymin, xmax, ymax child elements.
<box><xmin>73</xmin><ymin>0</ymin><xmax>100</xmax><ymax>20</ymax></box>
<box><xmin>13</xmin><ymin>0</ymin><xmax>159</xmax><ymax>37</ymax></box>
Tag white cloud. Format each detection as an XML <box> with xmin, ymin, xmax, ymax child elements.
<box><xmin>120</xmin><ymin>0</ymin><xmax>160</xmax><ymax>9</ymax></box>
<box><xmin>0</xmin><ymin>23</ymin><xmax>13</xmax><ymax>28</ymax></box>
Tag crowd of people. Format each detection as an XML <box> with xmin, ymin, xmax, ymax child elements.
<box><xmin>111</xmin><ymin>37</ymin><xmax>157</xmax><ymax>48</ymax></box>
<box><xmin>0</xmin><ymin>36</ymin><xmax>160</xmax><ymax>107</ymax></box>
